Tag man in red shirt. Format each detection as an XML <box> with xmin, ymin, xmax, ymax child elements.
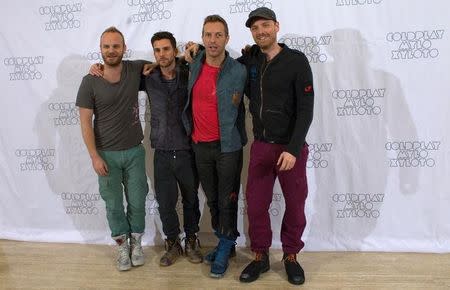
<box><xmin>182</xmin><ymin>15</ymin><xmax>247</xmax><ymax>278</ymax></box>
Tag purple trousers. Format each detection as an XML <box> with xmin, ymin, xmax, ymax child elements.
<box><xmin>246</xmin><ymin>140</ymin><xmax>309</xmax><ymax>254</ymax></box>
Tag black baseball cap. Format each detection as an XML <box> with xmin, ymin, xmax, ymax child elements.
<box><xmin>245</xmin><ymin>7</ymin><xmax>277</xmax><ymax>28</ymax></box>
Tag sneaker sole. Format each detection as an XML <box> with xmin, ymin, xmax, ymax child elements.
<box><xmin>209</xmin><ymin>272</ymin><xmax>225</xmax><ymax>278</ymax></box>
<box><xmin>118</xmin><ymin>265</ymin><xmax>132</xmax><ymax>271</ymax></box>
<box><xmin>131</xmin><ymin>260</ymin><xmax>145</xmax><ymax>267</ymax></box>
<box><xmin>187</xmin><ymin>258</ymin><xmax>203</xmax><ymax>264</ymax></box>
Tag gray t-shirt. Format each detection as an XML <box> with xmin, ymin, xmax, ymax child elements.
<box><xmin>76</xmin><ymin>60</ymin><xmax>144</xmax><ymax>151</ymax></box>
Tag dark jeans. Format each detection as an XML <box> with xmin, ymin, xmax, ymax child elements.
<box><xmin>246</xmin><ymin>140</ymin><xmax>309</xmax><ymax>254</ymax></box>
<box><xmin>154</xmin><ymin>149</ymin><xmax>200</xmax><ymax>240</ymax></box>
<box><xmin>192</xmin><ymin>141</ymin><xmax>242</xmax><ymax>240</ymax></box>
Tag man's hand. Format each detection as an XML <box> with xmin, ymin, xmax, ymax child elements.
<box><xmin>142</xmin><ymin>63</ymin><xmax>158</xmax><ymax>76</ymax></box>
<box><xmin>277</xmin><ymin>151</ymin><xmax>296</xmax><ymax>171</ymax></box>
<box><xmin>241</xmin><ymin>44</ymin><xmax>252</xmax><ymax>55</ymax></box>
<box><xmin>89</xmin><ymin>63</ymin><xmax>104</xmax><ymax>77</ymax></box>
<box><xmin>184</xmin><ymin>41</ymin><xmax>199</xmax><ymax>63</ymax></box>
<box><xmin>91</xmin><ymin>154</ymin><xmax>108</xmax><ymax>176</ymax></box>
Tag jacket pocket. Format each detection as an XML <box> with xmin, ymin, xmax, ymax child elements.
<box><xmin>262</xmin><ymin>109</ymin><xmax>290</xmax><ymax>138</ymax></box>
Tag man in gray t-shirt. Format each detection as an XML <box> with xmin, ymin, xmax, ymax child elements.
<box><xmin>76</xmin><ymin>59</ymin><xmax>144</xmax><ymax>151</ymax></box>
<box><xmin>76</xmin><ymin>26</ymin><xmax>148</xmax><ymax>272</ymax></box>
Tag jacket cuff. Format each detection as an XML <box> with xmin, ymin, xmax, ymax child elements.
<box><xmin>286</xmin><ymin>143</ymin><xmax>301</xmax><ymax>157</ymax></box>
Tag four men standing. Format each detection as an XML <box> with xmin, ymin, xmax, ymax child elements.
<box><xmin>77</xmin><ymin>7</ymin><xmax>313</xmax><ymax>286</ymax></box>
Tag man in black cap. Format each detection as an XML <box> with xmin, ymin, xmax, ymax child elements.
<box><xmin>237</xmin><ymin>7</ymin><xmax>314</xmax><ymax>285</ymax></box>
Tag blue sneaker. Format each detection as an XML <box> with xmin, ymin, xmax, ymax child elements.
<box><xmin>204</xmin><ymin>245</ymin><xmax>236</xmax><ymax>265</ymax></box>
<box><xmin>210</xmin><ymin>237</ymin><xmax>236</xmax><ymax>278</ymax></box>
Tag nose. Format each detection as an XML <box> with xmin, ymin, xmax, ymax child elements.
<box><xmin>209</xmin><ymin>35</ymin><xmax>217</xmax><ymax>43</ymax></box>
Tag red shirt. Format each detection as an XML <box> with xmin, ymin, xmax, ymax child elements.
<box><xmin>192</xmin><ymin>63</ymin><xmax>221</xmax><ymax>143</ymax></box>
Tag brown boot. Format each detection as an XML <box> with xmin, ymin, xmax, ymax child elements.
<box><xmin>159</xmin><ymin>238</ymin><xmax>183</xmax><ymax>267</ymax></box>
<box><xmin>184</xmin><ymin>235</ymin><xmax>203</xmax><ymax>264</ymax></box>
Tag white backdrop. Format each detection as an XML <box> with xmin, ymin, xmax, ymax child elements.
<box><xmin>1</xmin><ymin>0</ymin><xmax>449</xmax><ymax>252</ymax></box>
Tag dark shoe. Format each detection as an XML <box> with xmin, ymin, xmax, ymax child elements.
<box><xmin>210</xmin><ymin>237</ymin><xmax>236</xmax><ymax>278</ymax></box>
<box><xmin>159</xmin><ymin>238</ymin><xmax>183</xmax><ymax>267</ymax></box>
<box><xmin>239</xmin><ymin>252</ymin><xmax>270</xmax><ymax>283</ymax></box>
<box><xmin>283</xmin><ymin>253</ymin><xmax>305</xmax><ymax>285</ymax></box>
<box><xmin>184</xmin><ymin>235</ymin><xmax>203</xmax><ymax>264</ymax></box>
<box><xmin>204</xmin><ymin>244</ymin><xmax>236</xmax><ymax>265</ymax></box>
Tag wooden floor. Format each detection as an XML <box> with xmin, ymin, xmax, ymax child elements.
<box><xmin>1</xmin><ymin>239</ymin><xmax>449</xmax><ymax>289</ymax></box>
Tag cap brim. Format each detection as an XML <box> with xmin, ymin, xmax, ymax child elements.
<box><xmin>245</xmin><ymin>16</ymin><xmax>274</xmax><ymax>28</ymax></box>
<box><xmin>245</xmin><ymin>16</ymin><xmax>257</xmax><ymax>28</ymax></box>
<box><xmin>245</xmin><ymin>15</ymin><xmax>273</xmax><ymax>28</ymax></box>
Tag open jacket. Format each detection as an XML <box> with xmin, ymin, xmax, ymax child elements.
<box><xmin>182</xmin><ymin>50</ymin><xmax>247</xmax><ymax>153</ymax></box>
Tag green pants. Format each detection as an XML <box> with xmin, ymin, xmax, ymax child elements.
<box><xmin>98</xmin><ymin>144</ymin><xmax>148</xmax><ymax>237</ymax></box>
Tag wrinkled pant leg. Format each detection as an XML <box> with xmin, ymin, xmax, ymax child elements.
<box><xmin>154</xmin><ymin>150</ymin><xmax>180</xmax><ymax>239</ymax></box>
<box><xmin>278</xmin><ymin>144</ymin><xmax>309</xmax><ymax>254</ymax></box>
<box><xmin>245</xmin><ymin>141</ymin><xmax>278</xmax><ymax>252</ymax></box>
<box><xmin>123</xmin><ymin>145</ymin><xmax>148</xmax><ymax>234</ymax></box>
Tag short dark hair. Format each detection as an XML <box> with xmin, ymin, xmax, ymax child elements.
<box><xmin>100</xmin><ymin>26</ymin><xmax>125</xmax><ymax>45</ymax></box>
<box><xmin>151</xmin><ymin>31</ymin><xmax>177</xmax><ymax>49</ymax></box>
<box><xmin>202</xmin><ymin>14</ymin><xmax>229</xmax><ymax>37</ymax></box>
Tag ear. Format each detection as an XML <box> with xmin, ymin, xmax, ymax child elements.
<box><xmin>225</xmin><ymin>34</ymin><xmax>230</xmax><ymax>45</ymax></box>
<box><xmin>275</xmin><ymin>21</ymin><xmax>280</xmax><ymax>33</ymax></box>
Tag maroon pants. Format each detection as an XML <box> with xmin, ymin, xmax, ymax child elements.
<box><xmin>246</xmin><ymin>140</ymin><xmax>309</xmax><ymax>254</ymax></box>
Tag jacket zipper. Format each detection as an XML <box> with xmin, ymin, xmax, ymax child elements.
<box><xmin>260</xmin><ymin>59</ymin><xmax>269</xmax><ymax>139</ymax></box>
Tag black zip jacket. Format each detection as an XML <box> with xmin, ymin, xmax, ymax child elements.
<box><xmin>237</xmin><ymin>43</ymin><xmax>314</xmax><ymax>156</ymax></box>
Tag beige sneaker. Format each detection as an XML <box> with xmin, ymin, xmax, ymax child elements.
<box><xmin>112</xmin><ymin>234</ymin><xmax>131</xmax><ymax>271</ymax></box>
<box><xmin>184</xmin><ymin>235</ymin><xmax>203</xmax><ymax>264</ymax></box>
<box><xmin>159</xmin><ymin>238</ymin><xmax>183</xmax><ymax>266</ymax></box>
<box><xmin>130</xmin><ymin>232</ymin><xmax>145</xmax><ymax>267</ymax></box>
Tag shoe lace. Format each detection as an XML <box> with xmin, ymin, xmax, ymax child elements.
<box><xmin>165</xmin><ymin>239</ymin><xmax>176</xmax><ymax>251</ymax></box>
<box><xmin>255</xmin><ymin>252</ymin><xmax>265</xmax><ymax>261</ymax></box>
<box><xmin>130</xmin><ymin>236</ymin><xmax>141</xmax><ymax>247</ymax></box>
<box><xmin>184</xmin><ymin>236</ymin><xmax>201</xmax><ymax>249</ymax></box>
<box><xmin>284</xmin><ymin>254</ymin><xmax>297</xmax><ymax>263</ymax></box>
<box><xmin>118</xmin><ymin>245</ymin><xmax>129</xmax><ymax>263</ymax></box>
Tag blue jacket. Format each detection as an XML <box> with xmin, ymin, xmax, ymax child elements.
<box><xmin>182</xmin><ymin>50</ymin><xmax>247</xmax><ymax>153</ymax></box>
